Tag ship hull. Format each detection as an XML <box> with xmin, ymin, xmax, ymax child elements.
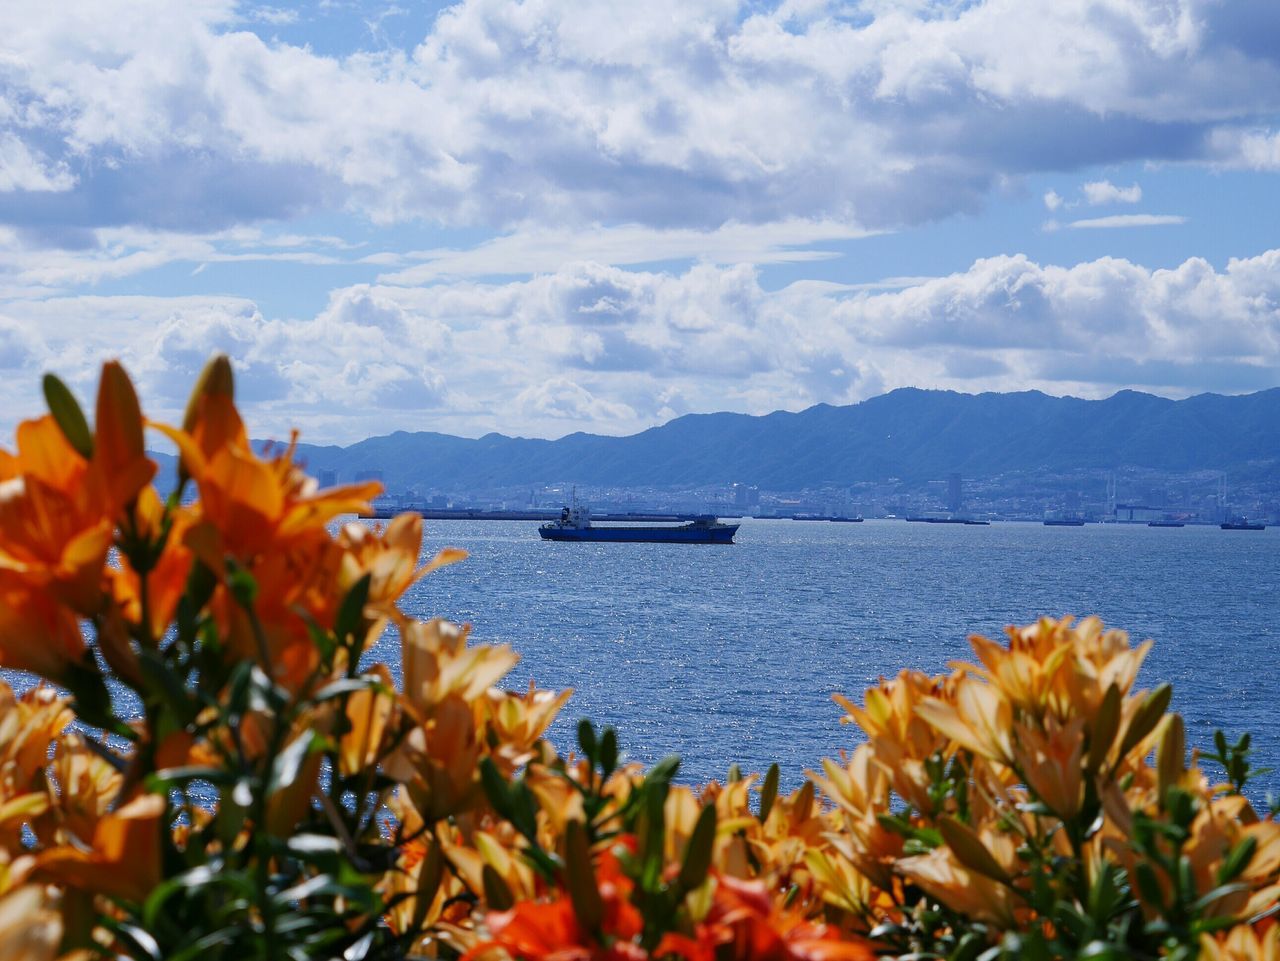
<box><xmin>539</xmin><ymin>524</ymin><xmax>739</xmax><ymax>544</ymax></box>
<box><xmin>1221</xmin><ymin>522</ymin><xmax>1265</xmax><ymax>530</ymax></box>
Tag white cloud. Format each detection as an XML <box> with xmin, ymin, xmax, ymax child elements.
<box><xmin>0</xmin><ymin>135</ymin><xmax>75</xmax><ymax>193</ymax></box>
<box><xmin>515</xmin><ymin>378</ymin><xmax>636</xmax><ymax>423</ymax></box>
<box><xmin>1066</xmin><ymin>213</ymin><xmax>1186</xmax><ymax>229</ymax></box>
<box><xmin>0</xmin><ymin>0</ymin><xmax>1276</xmax><ymax>232</ymax></box>
<box><xmin>0</xmin><ymin>225</ymin><xmax>370</xmax><ymax>291</ymax></box>
<box><xmin>243</xmin><ymin>5</ymin><xmax>299</xmax><ymax>26</ymax></box>
<box><xmin>381</xmin><ymin>219</ymin><xmax>873</xmax><ymax>283</ymax></box>
<box><xmin>1043</xmin><ymin>190</ymin><xmax>1063</xmax><ymax>211</ymax></box>
<box><xmin>3</xmin><ymin>247</ymin><xmax>1278</xmax><ymax>443</ymax></box>
<box><xmin>1082</xmin><ymin>180</ymin><xmax>1142</xmax><ymax>205</ymax></box>
<box><xmin>1208</xmin><ymin>126</ymin><xmax>1280</xmax><ymax>171</ymax></box>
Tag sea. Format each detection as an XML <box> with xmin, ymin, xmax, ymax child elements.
<box><xmin>382</xmin><ymin>518</ymin><xmax>1280</xmax><ymax>799</ymax></box>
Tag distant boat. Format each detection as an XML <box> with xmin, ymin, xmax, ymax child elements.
<box><xmin>830</xmin><ymin>515</ymin><xmax>864</xmax><ymax>523</ymax></box>
<box><xmin>540</xmin><ymin>496</ymin><xmax>739</xmax><ymax>543</ymax></box>
<box><xmin>1221</xmin><ymin>516</ymin><xmax>1265</xmax><ymax>530</ymax></box>
<box><xmin>1044</xmin><ymin>517</ymin><xmax>1087</xmax><ymax>526</ymax></box>
<box><xmin>1148</xmin><ymin>520</ymin><xmax>1185</xmax><ymax>528</ymax></box>
<box><xmin>963</xmin><ymin>519</ymin><xmax>991</xmax><ymax>526</ymax></box>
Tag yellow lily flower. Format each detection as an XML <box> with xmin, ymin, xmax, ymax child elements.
<box><xmin>896</xmin><ymin>842</ymin><xmax>1018</xmax><ymax>928</ymax></box>
<box><xmin>1012</xmin><ymin>715</ymin><xmax>1085</xmax><ymax>819</ymax></box>
<box><xmin>915</xmin><ymin>677</ymin><xmax>1013</xmax><ymax>765</ymax></box>
<box><xmin>481</xmin><ymin>682</ymin><xmax>573</xmax><ymax>776</ymax></box>
<box><xmin>45</xmin><ymin>734</ymin><xmax>123</xmax><ymax>845</ymax></box>
<box><xmin>0</xmin><ymin>885</ymin><xmax>65</xmax><ymax>961</ymax></box>
<box><xmin>400</xmin><ymin>618</ymin><xmax>519</xmax><ymax>721</ymax></box>
<box><xmin>1199</xmin><ymin>924</ymin><xmax>1280</xmax><ymax>961</ymax></box>
<box><xmin>338</xmin><ymin>664</ymin><xmax>397</xmax><ymax>777</ymax></box>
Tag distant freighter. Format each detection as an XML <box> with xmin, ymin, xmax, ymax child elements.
<box><xmin>1221</xmin><ymin>517</ymin><xmax>1266</xmax><ymax>530</ymax></box>
<box><xmin>539</xmin><ymin>498</ymin><xmax>739</xmax><ymax>544</ymax></box>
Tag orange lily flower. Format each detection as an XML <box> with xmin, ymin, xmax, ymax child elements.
<box><xmin>36</xmin><ymin>792</ymin><xmax>164</xmax><ymax>903</ymax></box>
<box><xmin>0</xmin><ymin>362</ymin><xmax>154</xmax><ymax>615</ymax></box>
<box><xmin>0</xmin><ymin>571</ymin><xmax>90</xmax><ymax>684</ymax></box>
<box><xmin>676</xmin><ymin>875</ymin><xmax>874</xmax><ymax>961</ymax></box>
<box><xmin>464</xmin><ymin>847</ymin><xmax>644</xmax><ymax>961</ymax></box>
<box><xmin>155</xmin><ymin>395</ymin><xmax>379</xmax><ymax>569</ymax></box>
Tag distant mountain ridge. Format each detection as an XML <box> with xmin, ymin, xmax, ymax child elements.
<box><xmin>282</xmin><ymin>387</ymin><xmax>1280</xmax><ymax>492</ymax></box>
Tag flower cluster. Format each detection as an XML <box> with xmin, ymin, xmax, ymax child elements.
<box><xmin>0</xmin><ymin>358</ymin><xmax>1274</xmax><ymax>961</ymax></box>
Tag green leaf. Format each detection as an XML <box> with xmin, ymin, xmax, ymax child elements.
<box><xmin>1117</xmin><ymin>683</ymin><xmax>1172</xmax><ymax>761</ymax></box>
<box><xmin>949</xmin><ymin>930</ymin><xmax>986</xmax><ymax>961</ymax></box>
<box><xmin>1217</xmin><ymin>835</ymin><xmax>1258</xmax><ymax>885</ymax></box>
<box><xmin>268</xmin><ymin>730</ymin><xmax>317</xmax><ymax>794</ymax></box>
<box><xmin>335</xmin><ymin>573</ymin><xmax>372</xmax><ymax>645</ymax></box>
<box><xmin>138</xmin><ymin>647</ymin><xmax>198</xmax><ymax>726</ymax></box>
<box><xmin>227</xmin><ymin>566</ymin><xmax>259</xmax><ymax>608</ymax></box>
<box><xmin>313</xmin><ymin>677</ymin><xmax>386</xmax><ymax>703</ymax></box>
<box><xmin>647</xmin><ymin>755</ymin><xmax>681</xmax><ymax>787</ymax></box>
<box><xmin>599</xmin><ymin>728</ymin><xmax>618</xmax><ymax>776</ymax></box>
<box><xmin>577</xmin><ymin>719</ymin><xmax>598</xmax><ymax>765</ymax></box>
<box><xmin>510</xmin><ymin>780</ymin><xmax>540</xmax><ymax>840</ymax></box>
<box><xmin>42</xmin><ymin>373</ymin><xmax>94</xmax><ymax>458</ymax></box>
<box><xmin>1078</xmin><ymin>941</ymin><xmax>1128</xmax><ymax>960</ymax></box>
<box><xmin>1134</xmin><ymin>861</ymin><xmax>1165</xmax><ymax>912</ymax></box>
<box><xmin>479</xmin><ymin>757</ymin><xmax>514</xmax><ymax>821</ymax></box>
<box><xmin>61</xmin><ymin>654</ymin><xmax>115</xmax><ymax>732</ymax></box>
<box><xmin>938</xmin><ymin>816</ymin><xmax>1010</xmax><ymax>883</ymax></box>
<box><xmin>759</xmin><ymin>763</ymin><xmax>780</xmax><ymax>823</ymax></box>
<box><xmin>1191</xmin><ymin>881</ymin><xmax>1250</xmax><ymax>914</ymax></box>
<box><xmin>108</xmin><ymin>922</ymin><xmax>163</xmax><ymax>961</ymax></box>
<box><xmin>678</xmin><ymin>804</ymin><xmax>716</xmax><ymax>891</ymax></box>
<box><xmin>1087</xmin><ymin>683</ymin><xmax>1121</xmax><ymax>773</ymax></box>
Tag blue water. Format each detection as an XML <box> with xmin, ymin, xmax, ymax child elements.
<box><xmin>383</xmin><ymin>519</ymin><xmax>1280</xmax><ymax>797</ymax></box>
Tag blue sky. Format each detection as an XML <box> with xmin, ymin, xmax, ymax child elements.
<box><xmin>1</xmin><ymin>0</ymin><xmax>1279</xmax><ymax>442</ymax></box>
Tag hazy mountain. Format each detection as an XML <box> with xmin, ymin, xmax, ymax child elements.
<box><xmin>272</xmin><ymin>387</ymin><xmax>1280</xmax><ymax>492</ymax></box>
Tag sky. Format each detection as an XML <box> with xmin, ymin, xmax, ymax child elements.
<box><xmin>1</xmin><ymin>0</ymin><xmax>1279</xmax><ymax>444</ymax></box>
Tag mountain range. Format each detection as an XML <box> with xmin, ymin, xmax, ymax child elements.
<box><xmin>274</xmin><ymin>387</ymin><xmax>1280</xmax><ymax>492</ymax></box>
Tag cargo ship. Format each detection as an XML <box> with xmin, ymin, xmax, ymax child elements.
<box><xmin>1044</xmin><ymin>511</ymin><xmax>1087</xmax><ymax>526</ymax></box>
<box><xmin>1221</xmin><ymin>516</ymin><xmax>1265</xmax><ymax>530</ymax></box>
<box><xmin>539</xmin><ymin>498</ymin><xmax>739</xmax><ymax>544</ymax></box>
<box><xmin>905</xmin><ymin>515</ymin><xmax>987</xmax><ymax>525</ymax></box>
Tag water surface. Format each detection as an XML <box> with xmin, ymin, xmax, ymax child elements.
<box><xmin>386</xmin><ymin>518</ymin><xmax>1280</xmax><ymax>794</ymax></box>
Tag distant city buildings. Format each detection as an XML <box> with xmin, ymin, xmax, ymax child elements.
<box><xmin>946</xmin><ymin>473</ymin><xmax>962</xmax><ymax>513</ymax></box>
<box><xmin>732</xmin><ymin>483</ymin><xmax>760</xmax><ymax>509</ymax></box>
<box><xmin>332</xmin><ymin>465</ymin><xmax>1277</xmax><ymax>526</ymax></box>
